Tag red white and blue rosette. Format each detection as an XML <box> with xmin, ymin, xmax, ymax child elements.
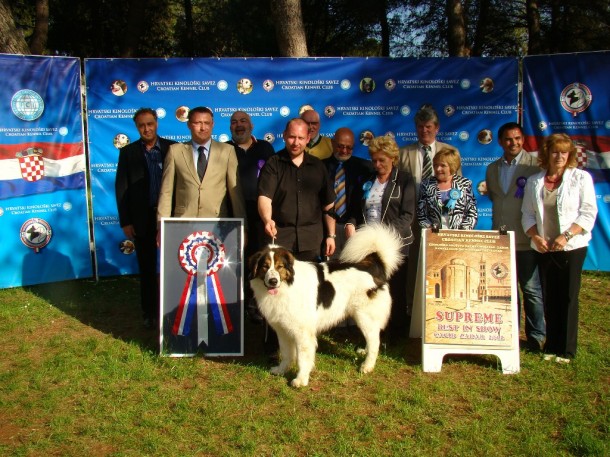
<box><xmin>172</xmin><ymin>231</ymin><xmax>233</xmax><ymax>344</ymax></box>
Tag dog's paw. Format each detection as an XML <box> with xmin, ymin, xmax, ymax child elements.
<box><xmin>359</xmin><ymin>362</ymin><xmax>375</xmax><ymax>374</ymax></box>
<box><xmin>290</xmin><ymin>377</ymin><xmax>308</xmax><ymax>388</ymax></box>
<box><xmin>270</xmin><ymin>365</ymin><xmax>285</xmax><ymax>376</ymax></box>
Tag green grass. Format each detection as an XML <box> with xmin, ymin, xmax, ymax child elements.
<box><xmin>0</xmin><ymin>273</ymin><xmax>608</xmax><ymax>456</ymax></box>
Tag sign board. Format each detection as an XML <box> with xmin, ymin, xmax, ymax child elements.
<box><xmin>160</xmin><ymin>218</ymin><xmax>244</xmax><ymax>356</ymax></box>
<box><xmin>410</xmin><ymin>229</ymin><xmax>520</xmax><ymax>374</ymax></box>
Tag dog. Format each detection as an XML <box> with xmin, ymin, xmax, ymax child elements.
<box><xmin>249</xmin><ymin>223</ymin><xmax>404</xmax><ymax>387</ymax></box>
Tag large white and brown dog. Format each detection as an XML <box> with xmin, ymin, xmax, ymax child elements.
<box><xmin>249</xmin><ymin>223</ymin><xmax>404</xmax><ymax>387</ymax></box>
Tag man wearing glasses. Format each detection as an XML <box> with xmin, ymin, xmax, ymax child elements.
<box><xmin>323</xmin><ymin>127</ymin><xmax>373</xmax><ymax>258</ymax></box>
<box><xmin>301</xmin><ymin>108</ymin><xmax>333</xmax><ymax>159</ymax></box>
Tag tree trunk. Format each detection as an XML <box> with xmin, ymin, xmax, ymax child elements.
<box><xmin>122</xmin><ymin>0</ymin><xmax>147</xmax><ymax>57</ymax></box>
<box><xmin>29</xmin><ymin>0</ymin><xmax>49</xmax><ymax>55</ymax></box>
<box><xmin>377</xmin><ymin>0</ymin><xmax>390</xmax><ymax>57</ymax></box>
<box><xmin>183</xmin><ymin>0</ymin><xmax>194</xmax><ymax>56</ymax></box>
<box><xmin>470</xmin><ymin>0</ymin><xmax>491</xmax><ymax>57</ymax></box>
<box><xmin>270</xmin><ymin>0</ymin><xmax>308</xmax><ymax>57</ymax></box>
<box><xmin>526</xmin><ymin>0</ymin><xmax>542</xmax><ymax>55</ymax></box>
<box><xmin>0</xmin><ymin>0</ymin><xmax>30</xmax><ymax>54</ymax></box>
<box><xmin>446</xmin><ymin>0</ymin><xmax>469</xmax><ymax>56</ymax></box>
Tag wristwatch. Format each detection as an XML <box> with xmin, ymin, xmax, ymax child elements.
<box><xmin>327</xmin><ymin>234</ymin><xmax>337</xmax><ymax>239</ymax></box>
<box><xmin>563</xmin><ymin>230</ymin><xmax>574</xmax><ymax>241</ymax></box>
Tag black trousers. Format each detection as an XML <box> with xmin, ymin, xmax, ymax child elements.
<box><xmin>133</xmin><ymin>208</ymin><xmax>159</xmax><ymax>321</ymax></box>
<box><xmin>538</xmin><ymin>247</ymin><xmax>587</xmax><ymax>358</ymax></box>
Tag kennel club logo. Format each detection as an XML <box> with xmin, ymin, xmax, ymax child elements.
<box><xmin>173</xmin><ymin>231</ymin><xmax>233</xmax><ymax>345</ymax></box>
<box><xmin>20</xmin><ymin>218</ymin><xmax>53</xmax><ymax>253</ymax></box>
<box><xmin>16</xmin><ymin>147</ymin><xmax>45</xmax><ymax>182</ymax></box>
<box><xmin>560</xmin><ymin>82</ymin><xmax>592</xmax><ymax>117</ymax></box>
<box><xmin>11</xmin><ymin>89</ymin><xmax>45</xmax><ymax>121</ymax></box>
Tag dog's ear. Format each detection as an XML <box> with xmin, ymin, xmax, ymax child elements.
<box><xmin>248</xmin><ymin>251</ymin><xmax>264</xmax><ymax>279</ymax></box>
<box><xmin>282</xmin><ymin>249</ymin><xmax>295</xmax><ymax>274</ymax></box>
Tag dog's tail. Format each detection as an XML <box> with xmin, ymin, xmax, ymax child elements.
<box><xmin>339</xmin><ymin>223</ymin><xmax>405</xmax><ymax>278</ymax></box>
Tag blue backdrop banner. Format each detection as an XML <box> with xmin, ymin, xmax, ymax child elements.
<box><xmin>84</xmin><ymin>56</ymin><xmax>519</xmax><ymax>276</ymax></box>
<box><xmin>0</xmin><ymin>54</ymin><xmax>92</xmax><ymax>288</ymax></box>
<box><xmin>522</xmin><ymin>51</ymin><xmax>610</xmax><ymax>270</ymax></box>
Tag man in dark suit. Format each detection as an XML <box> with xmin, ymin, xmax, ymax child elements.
<box><xmin>115</xmin><ymin>107</ymin><xmax>176</xmax><ymax>328</ymax></box>
<box><xmin>226</xmin><ymin>110</ymin><xmax>275</xmax><ymax>323</ymax></box>
<box><xmin>323</xmin><ymin>127</ymin><xmax>373</xmax><ymax>258</ymax></box>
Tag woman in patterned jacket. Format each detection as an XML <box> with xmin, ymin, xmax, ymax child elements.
<box><xmin>417</xmin><ymin>148</ymin><xmax>478</xmax><ymax>230</ymax></box>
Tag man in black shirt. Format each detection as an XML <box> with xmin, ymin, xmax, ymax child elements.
<box><xmin>258</xmin><ymin>118</ymin><xmax>336</xmax><ymax>262</ymax></box>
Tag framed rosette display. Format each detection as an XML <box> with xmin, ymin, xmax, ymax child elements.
<box><xmin>160</xmin><ymin>218</ymin><xmax>244</xmax><ymax>356</ymax></box>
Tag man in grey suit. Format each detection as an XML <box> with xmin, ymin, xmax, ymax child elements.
<box><xmin>157</xmin><ymin>106</ymin><xmax>246</xmax><ymax>223</ymax></box>
<box><xmin>486</xmin><ymin>122</ymin><xmax>545</xmax><ymax>352</ymax></box>
<box><xmin>398</xmin><ymin>104</ymin><xmax>462</xmax><ymax>326</ymax></box>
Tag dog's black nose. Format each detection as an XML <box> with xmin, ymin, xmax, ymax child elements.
<box><xmin>268</xmin><ymin>278</ymin><xmax>278</xmax><ymax>287</ymax></box>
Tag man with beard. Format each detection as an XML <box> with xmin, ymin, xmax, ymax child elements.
<box><xmin>301</xmin><ymin>108</ymin><xmax>333</xmax><ymax>159</ymax></box>
<box><xmin>226</xmin><ymin>110</ymin><xmax>275</xmax><ymax>322</ymax></box>
<box><xmin>323</xmin><ymin>127</ymin><xmax>373</xmax><ymax>258</ymax></box>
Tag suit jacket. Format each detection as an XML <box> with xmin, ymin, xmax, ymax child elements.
<box><xmin>417</xmin><ymin>175</ymin><xmax>478</xmax><ymax>230</ymax></box>
<box><xmin>323</xmin><ymin>155</ymin><xmax>374</xmax><ymax>223</ymax></box>
<box><xmin>157</xmin><ymin>140</ymin><xmax>246</xmax><ymax>220</ymax></box>
<box><xmin>486</xmin><ymin>150</ymin><xmax>540</xmax><ymax>250</ymax></box>
<box><xmin>115</xmin><ymin>137</ymin><xmax>175</xmax><ymax>238</ymax></box>
<box><xmin>347</xmin><ymin>167</ymin><xmax>415</xmax><ymax>244</ymax></box>
<box><xmin>398</xmin><ymin>141</ymin><xmax>461</xmax><ymax>199</ymax></box>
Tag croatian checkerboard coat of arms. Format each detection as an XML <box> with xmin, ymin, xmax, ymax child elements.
<box><xmin>16</xmin><ymin>147</ymin><xmax>45</xmax><ymax>182</ymax></box>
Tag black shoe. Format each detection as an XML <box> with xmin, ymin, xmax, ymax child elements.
<box><xmin>525</xmin><ymin>339</ymin><xmax>543</xmax><ymax>353</ymax></box>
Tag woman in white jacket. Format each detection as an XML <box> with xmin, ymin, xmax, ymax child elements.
<box><xmin>521</xmin><ymin>133</ymin><xmax>597</xmax><ymax>363</ymax></box>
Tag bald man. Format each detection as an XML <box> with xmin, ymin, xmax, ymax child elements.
<box><xmin>323</xmin><ymin>127</ymin><xmax>373</xmax><ymax>258</ymax></box>
<box><xmin>226</xmin><ymin>110</ymin><xmax>275</xmax><ymax>323</ymax></box>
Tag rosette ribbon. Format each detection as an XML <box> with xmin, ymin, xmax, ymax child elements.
<box><xmin>362</xmin><ymin>181</ymin><xmax>373</xmax><ymax>200</ymax></box>
<box><xmin>515</xmin><ymin>176</ymin><xmax>527</xmax><ymax>198</ymax></box>
<box><xmin>173</xmin><ymin>231</ymin><xmax>233</xmax><ymax>345</ymax></box>
<box><xmin>446</xmin><ymin>188</ymin><xmax>462</xmax><ymax>210</ymax></box>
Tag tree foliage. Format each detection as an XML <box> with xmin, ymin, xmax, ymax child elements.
<box><xmin>392</xmin><ymin>0</ymin><xmax>610</xmax><ymax>57</ymax></box>
<box><xmin>1</xmin><ymin>0</ymin><xmax>609</xmax><ymax>57</ymax></box>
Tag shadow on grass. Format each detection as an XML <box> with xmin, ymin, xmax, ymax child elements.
<box><xmin>23</xmin><ymin>276</ymin><xmax>507</xmax><ymax>374</ymax></box>
<box><xmin>24</xmin><ymin>275</ymin><xmax>273</xmax><ymax>369</ymax></box>
<box><xmin>25</xmin><ymin>275</ymin><xmax>165</xmax><ymax>354</ymax></box>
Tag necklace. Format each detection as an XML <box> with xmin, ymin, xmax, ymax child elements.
<box><xmin>544</xmin><ymin>174</ymin><xmax>562</xmax><ymax>183</ymax></box>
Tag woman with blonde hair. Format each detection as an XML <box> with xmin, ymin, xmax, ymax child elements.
<box><xmin>521</xmin><ymin>133</ymin><xmax>597</xmax><ymax>363</ymax></box>
<box><xmin>345</xmin><ymin>135</ymin><xmax>415</xmax><ymax>342</ymax></box>
<box><xmin>417</xmin><ymin>147</ymin><xmax>478</xmax><ymax>230</ymax></box>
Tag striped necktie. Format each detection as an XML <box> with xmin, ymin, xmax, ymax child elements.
<box><xmin>421</xmin><ymin>145</ymin><xmax>432</xmax><ymax>180</ymax></box>
<box><xmin>334</xmin><ymin>162</ymin><xmax>346</xmax><ymax>218</ymax></box>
